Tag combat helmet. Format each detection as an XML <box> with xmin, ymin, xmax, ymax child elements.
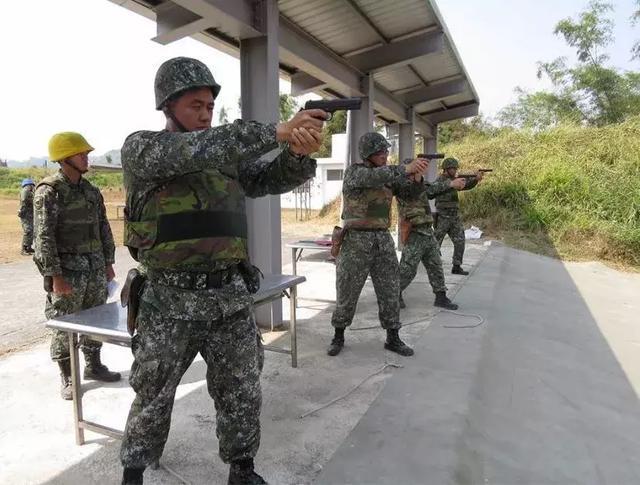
<box><xmin>48</xmin><ymin>132</ymin><xmax>94</xmax><ymax>162</ymax></box>
<box><xmin>358</xmin><ymin>132</ymin><xmax>391</xmax><ymax>160</ymax></box>
<box><xmin>442</xmin><ymin>157</ymin><xmax>459</xmax><ymax>170</ymax></box>
<box><xmin>155</xmin><ymin>57</ymin><xmax>221</xmax><ymax>110</ymax></box>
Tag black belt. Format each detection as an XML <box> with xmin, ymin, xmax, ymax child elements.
<box><xmin>149</xmin><ymin>266</ymin><xmax>238</xmax><ymax>290</ymax></box>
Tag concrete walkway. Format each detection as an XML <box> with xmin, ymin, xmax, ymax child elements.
<box><xmin>317</xmin><ymin>244</ymin><xmax>640</xmax><ymax>485</ymax></box>
<box><xmin>0</xmin><ymin>239</ymin><xmax>485</xmax><ymax>484</ymax></box>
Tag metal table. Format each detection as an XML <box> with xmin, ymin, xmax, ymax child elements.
<box><xmin>285</xmin><ymin>240</ymin><xmax>333</xmax><ymax>276</ymax></box>
<box><xmin>45</xmin><ymin>273</ymin><xmax>305</xmax><ymax>445</ymax></box>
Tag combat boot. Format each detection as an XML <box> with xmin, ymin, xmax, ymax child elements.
<box><xmin>327</xmin><ymin>328</ymin><xmax>345</xmax><ymax>356</ymax></box>
<box><xmin>399</xmin><ymin>293</ymin><xmax>406</xmax><ymax>309</ymax></box>
<box><xmin>58</xmin><ymin>359</ymin><xmax>73</xmax><ymax>401</ymax></box>
<box><xmin>452</xmin><ymin>265</ymin><xmax>469</xmax><ymax>275</ymax></box>
<box><xmin>122</xmin><ymin>467</ymin><xmax>144</xmax><ymax>485</ymax></box>
<box><xmin>434</xmin><ymin>291</ymin><xmax>458</xmax><ymax>310</ymax></box>
<box><xmin>384</xmin><ymin>329</ymin><xmax>414</xmax><ymax>356</ymax></box>
<box><xmin>83</xmin><ymin>350</ymin><xmax>121</xmax><ymax>382</ymax></box>
<box><xmin>228</xmin><ymin>458</ymin><xmax>267</xmax><ymax>485</ymax></box>
<box><xmin>21</xmin><ymin>246</ymin><xmax>34</xmax><ymax>255</ymax></box>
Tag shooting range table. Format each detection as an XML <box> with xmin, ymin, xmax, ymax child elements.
<box><xmin>45</xmin><ymin>273</ymin><xmax>305</xmax><ymax>445</ymax></box>
<box><xmin>285</xmin><ymin>240</ymin><xmax>333</xmax><ymax>276</ymax></box>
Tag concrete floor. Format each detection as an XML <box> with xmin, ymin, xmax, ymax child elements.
<box><xmin>2</xmin><ymin>240</ymin><xmax>639</xmax><ymax>484</ymax></box>
<box><xmin>0</xmin><ymin>238</ymin><xmax>485</xmax><ymax>485</ymax></box>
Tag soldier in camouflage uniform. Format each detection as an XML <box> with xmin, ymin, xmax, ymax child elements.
<box><xmin>397</xmin><ymin>159</ymin><xmax>466</xmax><ymax>310</ymax></box>
<box><xmin>434</xmin><ymin>157</ymin><xmax>483</xmax><ymax>275</ymax></box>
<box><xmin>18</xmin><ymin>178</ymin><xmax>35</xmax><ymax>254</ymax></box>
<box><xmin>34</xmin><ymin>132</ymin><xmax>121</xmax><ymax>401</ymax></box>
<box><xmin>119</xmin><ymin>57</ymin><xmax>326</xmax><ymax>485</ymax></box>
<box><xmin>327</xmin><ymin>132</ymin><xmax>429</xmax><ymax>357</ymax></box>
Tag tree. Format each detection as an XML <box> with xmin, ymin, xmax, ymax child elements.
<box><xmin>105</xmin><ymin>154</ymin><xmax>113</xmax><ymax>164</ymax></box>
<box><xmin>499</xmin><ymin>1</ymin><xmax>640</xmax><ymax>129</ymax></box>
<box><xmin>316</xmin><ymin>110</ymin><xmax>347</xmax><ymax>157</ymax></box>
<box><xmin>279</xmin><ymin>93</ymin><xmax>299</xmax><ymax>122</ymax></box>
<box><xmin>632</xmin><ymin>0</ymin><xmax>640</xmax><ymax>60</ymax></box>
<box><xmin>218</xmin><ymin>105</ymin><xmax>229</xmax><ymax>124</ymax></box>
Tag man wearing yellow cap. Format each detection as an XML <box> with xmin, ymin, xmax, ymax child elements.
<box><xmin>33</xmin><ymin>132</ymin><xmax>121</xmax><ymax>401</ymax></box>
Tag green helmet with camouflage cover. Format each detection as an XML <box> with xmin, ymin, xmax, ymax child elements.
<box><xmin>358</xmin><ymin>132</ymin><xmax>391</xmax><ymax>160</ymax></box>
<box><xmin>442</xmin><ymin>157</ymin><xmax>459</xmax><ymax>170</ymax></box>
<box><xmin>154</xmin><ymin>57</ymin><xmax>222</xmax><ymax>110</ymax></box>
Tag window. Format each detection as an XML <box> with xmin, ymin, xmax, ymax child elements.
<box><xmin>326</xmin><ymin>169</ymin><xmax>344</xmax><ymax>181</ymax></box>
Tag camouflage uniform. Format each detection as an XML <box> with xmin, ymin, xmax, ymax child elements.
<box><xmin>120</xmin><ymin>122</ymin><xmax>316</xmax><ymax>468</ymax></box>
<box><xmin>18</xmin><ymin>185</ymin><xmax>35</xmax><ymax>249</ymax></box>
<box><xmin>397</xmin><ymin>176</ymin><xmax>452</xmax><ymax>294</ymax></box>
<box><xmin>33</xmin><ymin>170</ymin><xmax>116</xmax><ymax>361</ymax></box>
<box><xmin>434</xmin><ymin>174</ymin><xmax>478</xmax><ymax>266</ymax></box>
<box><xmin>330</xmin><ymin>161</ymin><xmax>421</xmax><ymax>330</ymax></box>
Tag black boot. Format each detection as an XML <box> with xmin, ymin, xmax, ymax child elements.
<box><xmin>122</xmin><ymin>467</ymin><xmax>144</xmax><ymax>485</ymax></box>
<box><xmin>384</xmin><ymin>329</ymin><xmax>414</xmax><ymax>356</ymax></box>
<box><xmin>327</xmin><ymin>328</ymin><xmax>345</xmax><ymax>356</ymax></box>
<box><xmin>21</xmin><ymin>246</ymin><xmax>34</xmax><ymax>255</ymax></box>
<box><xmin>399</xmin><ymin>293</ymin><xmax>406</xmax><ymax>309</ymax></box>
<box><xmin>57</xmin><ymin>359</ymin><xmax>73</xmax><ymax>401</ymax></box>
<box><xmin>83</xmin><ymin>350</ymin><xmax>121</xmax><ymax>382</ymax></box>
<box><xmin>434</xmin><ymin>291</ymin><xmax>458</xmax><ymax>310</ymax></box>
<box><xmin>452</xmin><ymin>265</ymin><xmax>469</xmax><ymax>275</ymax></box>
<box><xmin>228</xmin><ymin>458</ymin><xmax>267</xmax><ymax>485</ymax></box>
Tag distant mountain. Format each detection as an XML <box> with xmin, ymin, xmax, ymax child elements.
<box><xmin>3</xmin><ymin>149</ymin><xmax>121</xmax><ymax>169</ymax></box>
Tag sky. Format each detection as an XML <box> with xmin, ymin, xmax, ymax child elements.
<box><xmin>0</xmin><ymin>0</ymin><xmax>637</xmax><ymax>160</ymax></box>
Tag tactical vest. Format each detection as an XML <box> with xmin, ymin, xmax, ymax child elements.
<box><xmin>124</xmin><ymin>168</ymin><xmax>248</xmax><ymax>270</ymax></box>
<box><xmin>342</xmin><ymin>185</ymin><xmax>393</xmax><ymax>230</ymax></box>
<box><xmin>37</xmin><ymin>175</ymin><xmax>102</xmax><ymax>254</ymax></box>
<box><xmin>398</xmin><ymin>189</ymin><xmax>433</xmax><ymax>226</ymax></box>
<box><xmin>435</xmin><ymin>176</ymin><xmax>459</xmax><ymax>211</ymax></box>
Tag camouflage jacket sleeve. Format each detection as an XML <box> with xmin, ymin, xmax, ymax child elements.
<box><xmin>424</xmin><ymin>176</ymin><xmax>453</xmax><ymax>199</ymax></box>
<box><xmin>18</xmin><ymin>188</ymin><xmax>33</xmax><ymax>217</ymax></box>
<box><xmin>122</xmin><ymin>120</ymin><xmax>279</xmax><ymax>183</ymax></box>
<box><xmin>343</xmin><ymin>164</ymin><xmax>408</xmax><ymax>192</ymax></box>
<box><xmin>239</xmin><ymin>147</ymin><xmax>317</xmax><ymax>198</ymax></box>
<box><xmin>33</xmin><ymin>186</ymin><xmax>62</xmax><ymax>276</ymax></box>
<box><xmin>462</xmin><ymin>176</ymin><xmax>479</xmax><ymax>191</ymax></box>
<box><xmin>96</xmin><ymin>190</ymin><xmax>116</xmax><ymax>265</ymax></box>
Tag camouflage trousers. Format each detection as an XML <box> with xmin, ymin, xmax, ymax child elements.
<box><xmin>120</xmin><ymin>295</ymin><xmax>264</xmax><ymax>468</ymax></box>
<box><xmin>331</xmin><ymin>230</ymin><xmax>401</xmax><ymax>330</ymax></box>
<box><xmin>435</xmin><ymin>213</ymin><xmax>466</xmax><ymax>266</ymax></box>
<box><xmin>46</xmin><ymin>268</ymin><xmax>106</xmax><ymax>361</ymax></box>
<box><xmin>20</xmin><ymin>216</ymin><xmax>33</xmax><ymax>248</ymax></box>
<box><xmin>399</xmin><ymin>227</ymin><xmax>446</xmax><ymax>294</ymax></box>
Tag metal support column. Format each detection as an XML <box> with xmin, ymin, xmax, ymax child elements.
<box><xmin>347</xmin><ymin>75</ymin><xmax>374</xmax><ymax>166</ymax></box>
<box><xmin>425</xmin><ymin>125</ymin><xmax>439</xmax><ymax>216</ymax></box>
<box><xmin>240</xmin><ymin>0</ymin><xmax>282</xmax><ymax>327</ymax></box>
<box><xmin>398</xmin><ymin>108</ymin><xmax>416</xmax><ymax>162</ymax></box>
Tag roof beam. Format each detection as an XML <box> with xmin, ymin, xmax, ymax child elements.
<box><xmin>343</xmin><ymin>0</ymin><xmax>388</xmax><ymax>42</ymax></box>
<box><xmin>373</xmin><ymin>84</ymin><xmax>408</xmax><ymax>123</ymax></box>
<box><xmin>398</xmin><ymin>78</ymin><xmax>467</xmax><ymax>106</ymax></box>
<box><xmin>153</xmin><ymin>1</ymin><xmax>213</xmax><ymax>45</ymax></box>
<box><xmin>414</xmin><ymin>115</ymin><xmax>435</xmax><ymax>138</ymax></box>
<box><xmin>346</xmin><ymin>31</ymin><xmax>444</xmax><ymax>73</ymax></box>
<box><xmin>424</xmin><ymin>102</ymin><xmax>479</xmax><ymax>124</ymax></box>
<box><xmin>290</xmin><ymin>72</ymin><xmax>328</xmax><ymax>96</ymax></box>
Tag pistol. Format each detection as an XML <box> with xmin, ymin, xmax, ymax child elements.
<box><xmin>416</xmin><ymin>153</ymin><xmax>445</xmax><ymax>159</ymax></box>
<box><xmin>304</xmin><ymin>97</ymin><xmax>362</xmax><ymax>119</ymax></box>
<box><xmin>456</xmin><ymin>169</ymin><xmax>493</xmax><ymax>178</ymax></box>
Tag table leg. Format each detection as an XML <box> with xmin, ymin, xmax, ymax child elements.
<box><xmin>290</xmin><ymin>285</ymin><xmax>298</xmax><ymax>368</ymax></box>
<box><xmin>291</xmin><ymin>248</ymin><xmax>298</xmax><ymax>276</ymax></box>
<box><xmin>69</xmin><ymin>332</ymin><xmax>85</xmax><ymax>445</ymax></box>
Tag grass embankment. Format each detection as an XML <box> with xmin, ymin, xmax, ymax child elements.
<box><xmin>445</xmin><ymin>117</ymin><xmax>640</xmax><ymax>269</ymax></box>
<box><xmin>0</xmin><ymin>167</ymin><xmax>123</xmax><ymax>196</ymax></box>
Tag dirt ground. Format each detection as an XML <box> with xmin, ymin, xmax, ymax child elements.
<box><xmin>0</xmin><ymin>193</ymin><xmax>336</xmax><ymax>264</ymax></box>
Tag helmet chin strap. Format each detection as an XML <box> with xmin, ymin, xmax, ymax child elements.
<box><xmin>164</xmin><ymin>107</ymin><xmax>188</xmax><ymax>133</ymax></box>
<box><xmin>62</xmin><ymin>159</ymin><xmax>88</xmax><ymax>175</ymax></box>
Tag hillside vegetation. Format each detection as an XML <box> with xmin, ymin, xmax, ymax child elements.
<box><xmin>445</xmin><ymin>117</ymin><xmax>640</xmax><ymax>269</ymax></box>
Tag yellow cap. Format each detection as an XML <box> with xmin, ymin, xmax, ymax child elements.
<box><xmin>48</xmin><ymin>132</ymin><xmax>94</xmax><ymax>162</ymax></box>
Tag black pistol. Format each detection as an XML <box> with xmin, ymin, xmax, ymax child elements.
<box><xmin>304</xmin><ymin>97</ymin><xmax>362</xmax><ymax>119</ymax></box>
<box><xmin>456</xmin><ymin>169</ymin><xmax>493</xmax><ymax>178</ymax></box>
<box><xmin>416</xmin><ymin>153</ymin><xmax>446</xmax><ymax>159</ymax></box>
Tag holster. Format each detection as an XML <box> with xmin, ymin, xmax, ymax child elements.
<box><xmin>433</xmin><ymin>212</ymin><xmax>439</xmax><ymax>228</ymax></box>
<box><xmin>238</xmin><ymin>260</ymin><xmax>263</xmax><ymax>294</ymax></box>
<box><xmin>399</xmin><ymin>218</ymin><xmax>412</xmax><ymax>245</ymax></box>
<box><xmin>330</xmin><ymin>226</ymin><xmax>346</xmax><ymax>258</ymax></box>
<box><xmin>43</xmin><ymin>276</ymin><xmax>53</xmax><ymax>293</ymax></box>
<box><xmin>120</xmin><ymin>268</ymin><xmax>147</xmax><ymax>336</ymax></box>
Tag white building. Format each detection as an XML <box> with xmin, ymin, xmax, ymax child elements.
<box><xmin>281</xmin><ymin>133</ymin><xmax>347</xmax><ymax>211</ymax></box>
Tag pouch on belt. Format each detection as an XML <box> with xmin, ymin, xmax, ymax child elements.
<box><xmin>120</xmin><ymin>268</ymin><xmax>147</xmax><ymax>336</ymax></box>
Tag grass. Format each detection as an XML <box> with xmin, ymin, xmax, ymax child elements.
<box><xmin>0</xmin><ymin>167</ymin><xmax>123</xmax><ymax>196</ymax></box>
<box><xmin>444</xmin><ymin>117</ymin><xmax>640</xmax><ymax>269</ymax></box>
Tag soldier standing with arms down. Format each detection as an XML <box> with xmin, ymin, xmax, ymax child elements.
<box><xmin>397</xmin><ymin>160</ymin><xmax>466</xmax><ymax>310</ymax></box>
<box><xmin>327</xmin><ymin>132</ymin><xmax>428</xmax><ymax>357</ymax></box>
<box><xmin>18</xmin><ymin>178</ymin><xmax>36</xmax><ymax>255</ymax></box>
<box><xmin>34</xmin><ymin>132</ymin><xmax>121</xmax><ymax>401</ymax></box>
<box><xmin>119</xmin><ymin>57</ymin><xmax>325</xmax><ymax>485</ymax></box>
<box><xmin>434</xmin><ymin>157</ymin><xmax>483</xmax><ymax>275</ymax></box>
